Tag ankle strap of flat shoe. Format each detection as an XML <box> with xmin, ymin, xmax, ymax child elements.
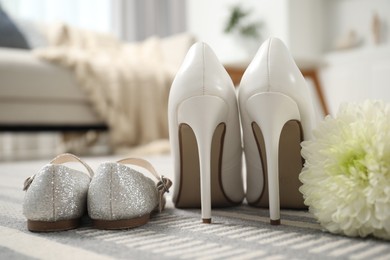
<box><xmin>23</xmin><ymin>153</ymin><xmax>94</xmax><ymax>191</ymax></box>
<box><xmin>117</xmin><ymin>158</ymin><xmax>172</xmax><ymax>212</ymax></box>
<box><xmin>50</xmin><ymin>153</ymin><xmax>94</xmax><ymax>178</ymax></box>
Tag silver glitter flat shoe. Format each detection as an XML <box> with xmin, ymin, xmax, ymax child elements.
<box><xmin>23</xmin><ymin>153</ymin><xmax>94</xmax><ymax>232</ymax></box>
<box><xmin>88</xmin><ymin>158</ymin><xmax>172</xmax><ymax>230</ymax></box>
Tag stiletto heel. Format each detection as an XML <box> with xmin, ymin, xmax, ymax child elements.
<box><xmin>246</xmin><ymin>93</ymin><xmax>301</xmax><ymax>224</ymax></box>
<box><xmin>178</xmin><ymin>96</ymin><xmax>228</xmax><ymax>223</ymax></box>
<box><xmin>239</xmin><ymin>37</ymin><xmax>315</xmax><ymax>225</ymax></box>
<box><xmin>169</xmin><ymin>42</ymin><xmax>244</xmax><ymax>223</ymax></box>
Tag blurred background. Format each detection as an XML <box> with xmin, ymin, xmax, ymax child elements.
<box><xmin>0</xmin><ymin>0</ymin><xmax>389</xmax><ymax>161</ymax></box>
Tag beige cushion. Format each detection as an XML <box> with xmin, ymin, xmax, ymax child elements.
<box><xmin>0</xmin><ymin>47</ymin><xmax>103</xmax><ymax>125</ymax></box>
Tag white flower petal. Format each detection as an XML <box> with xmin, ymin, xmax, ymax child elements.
<box><xmin>300</xmin><ymin>100</ymin><xmax>390</xmax><ymax>240</ymax></box>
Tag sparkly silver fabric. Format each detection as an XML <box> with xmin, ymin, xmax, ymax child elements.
<box><xmin>23</xmin><ymin>164</ymin><xmax>91</xmax><ymax>221</ymax></box>
<box><xmin>88</xmin><ymin>162</ymin><xmax>158</xmax><ymax>220</ymax></box>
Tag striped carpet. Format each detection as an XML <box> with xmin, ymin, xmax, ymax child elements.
<box><xmin>1</xmin><ymin>155</ymin><xmax>389</xmax><ymax>260</ymax></box>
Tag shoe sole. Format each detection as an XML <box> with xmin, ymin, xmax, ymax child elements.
<box><xmin>174</xmin><ymin>123</ymin><xmax>239</xmax><ymax>208</ymax></box>
<box><xmin>251</xmin><ymin>120</ymin><xmax>306</xmax><ymax>209</ymax></box>
<box><xmin>92</xmin><ymin>214</ymin><xmax>150</xmax><ymax>230</ymax></box>
<box><xmin>27</xmin><ymin>218</ymin><xmax>80</xmax><ymax>232</ymax></box>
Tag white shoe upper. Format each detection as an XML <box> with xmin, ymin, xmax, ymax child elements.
<box><xmin>168</xmin><ymin>42</ymin><xmax>244</xmax><ymax>204</ymax></box>
<box><xmin>239</xmin><ymin>37</ymin><xmax>315</xmax><ymax>203</ymax></box>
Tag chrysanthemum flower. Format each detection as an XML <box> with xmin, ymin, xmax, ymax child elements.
<box><xmin>300</xmin><ymin>100</ymin><xmax>390</xmax><ymax>240</ymax></box>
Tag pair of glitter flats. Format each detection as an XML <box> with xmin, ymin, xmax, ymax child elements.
<box><xmin>23</xmin><ymin>153</ymin><xmax>172</xmax><ymax>232</ymax></box>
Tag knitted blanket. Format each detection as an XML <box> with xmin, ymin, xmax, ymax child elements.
<box><xmin>35</xmin><ymin>24</ymin><xmax>192</xmax><ymax>150</ymax></box>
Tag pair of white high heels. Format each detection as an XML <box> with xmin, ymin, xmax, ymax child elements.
<box><xmin>169</xmin><ymin>37</ymin><xmax>315</xmax><ymax>225</ymax></box>
<box><xmin>23</xmin><ymin>153</ymin><xmax>172</xmax><ymax>232</ymax></box>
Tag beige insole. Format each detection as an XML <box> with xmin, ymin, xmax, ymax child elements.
<box><xmin>251</xmin><ymin>120</ymin><xmax>306</xmax><ymax>209</ymax></box>
<box><xmin>175</xmin><ymin>123</ymin><xmax>236</xmax><ymax>208</ymax></box>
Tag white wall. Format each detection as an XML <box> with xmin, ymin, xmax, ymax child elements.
<box><xmin>186</xmin><ymin>0</ymin><xmax>390</xmax><ymax>116</ymax></box>
<box><xmin>320</xmin><ymin>0</ymin><xmax>390</xmax><ymax>115</ymax></box>
<box><xmin>186</xmin><ymin>0</ymin><xmax>289</xmax><ymax>63</ymax></box>
<box><xmin>288</xmin><ymin>0</ymin><xmax>323</xmax><ymax>59</ymax></box>
<box><xmin>186</xmin><ymin>0</ymin><xmax>325</xmax><ymax>62</ymax></box>
<box><xmin>323</xmin><ymin>0</ymin><xmax>390</xmax><ymax>51</ymax></box>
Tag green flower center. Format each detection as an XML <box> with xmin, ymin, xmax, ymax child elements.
<box><xmin>339</xmin><ymin>150</ymin><xmax>368</xmax><ymax>182</ymax></box>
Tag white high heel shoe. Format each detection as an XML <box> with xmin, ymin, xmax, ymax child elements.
<box><xmin>168</xmin><ymin>42</ymin><xmax>244</xmax><ymax>223</ymax></box>
<box><xmin>239</xmin><ymin>37</ymin><xmax>315</xmax><ymax>225</ymax></box>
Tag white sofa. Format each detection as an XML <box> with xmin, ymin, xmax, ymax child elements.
<box><xmin>0</xmin><ymin>33</ymin><xmax>194</xmax><ymax>131</ymax></box>
<box><xmin>0</xmin><ymin>46</ymin><xmax>104</xmax><ymax>130</ymax></box>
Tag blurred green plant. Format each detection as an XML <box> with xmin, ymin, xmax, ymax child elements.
<box><xmin>224</xmin><ymin>5</ymin><xmax>262</xmax><ymax>39</ymax></box>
